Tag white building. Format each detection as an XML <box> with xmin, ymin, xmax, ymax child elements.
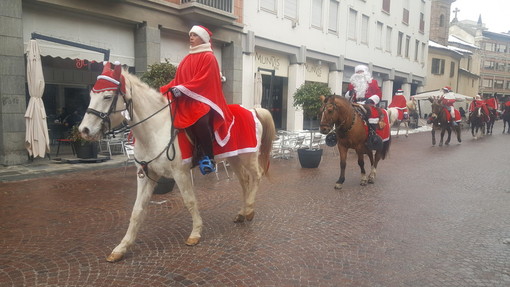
<box><xmin>241</xmin><ymin>0</ymin><xmax>431</xmax><ymax>130</ymax></box>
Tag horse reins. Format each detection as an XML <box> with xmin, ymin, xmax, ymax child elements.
<box><xmin>320</xmin><ymin>97</ymin><xmax>357</xmax><ymax>137</ymax></box>
<box><xmin>86</xmin><ymin>78</ymin><xmax>179</xmax><ymax>181</ymax></box>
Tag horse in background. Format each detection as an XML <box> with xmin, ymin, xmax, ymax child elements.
<box><xmin>79</xmin><ymin>62</ymin><xmax>276</xmax><ymax>262</ymax></box>
<box><xmin>319</xmin><ymin>95</ymin><xmax>391</xmax><ymax>190</ymax></box>
<box><xmin>427</xmin><ymin>96</ymin><xmax>462</xmax><ymax>146</ymax></box>
<box><xmin>467</xmin><ymin>107</ymin><xmax>487</xmax><ymax>139</ymax></box>
<box><xmin>486</xmin><ymin>108</ymin><xmax>497</xmax><ymax>135</ymax></box>
<box><xmin>503</xmin><ymin>103</ymin><xmax>510</xmax><ymax>134</ymax></box>
<box><xmin>387</xmin><ymin>97</ymin><xmax>418</xmax><ymax>137</ymax></box>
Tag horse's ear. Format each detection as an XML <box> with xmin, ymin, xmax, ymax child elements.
<box><xmin>320</xmin><ymin>95</ymin><xmax>326</xmax><ymax>102</ymax></box>
<box><xmin>101</xmin><ymin>61</ymin><xmax>111</xmax><ymax>74</ymax></box>
<box><xmin>113</xmin><ymin>61</ymin><xmax>122</xmax><ymax>80</ymax></box>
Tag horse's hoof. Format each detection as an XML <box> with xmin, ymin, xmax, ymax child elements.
<box><xmin>368</xmin><ymin>178</ymin><xmax>375</xmax><ymax>184</ymax></box>
<box><xmin>245</xmin><ymin>211</ymin><xmax>255</xmax><ymax>221</ymax></box>
<box><xmin>106</xmin><ymin>252</ymin><xmax>124</xmax><ymax>263</ymax></box>
<box><xmin>334</xmin><ymin>183</ymin><xmax>343</xmax><ymax>190</ymax></box>
<box><xmin>360</xmin><ymin>181</ymin><xmax>367</xmax><ymax>186</ymax></box>
<box><xmin>185</xmin><ymin>237</ymin><xmax>200</xmax><ymax>246</ymax></box>
<box><xmin>234</xmin><ymin>214</ymin><xmax>245</xmax><ymax>223</ymax></box>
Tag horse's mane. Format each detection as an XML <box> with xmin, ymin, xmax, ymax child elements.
<box><xmin>121</xmin><ymin>71</ymin><xmax>165</xmax><ymax>103</ymax></box>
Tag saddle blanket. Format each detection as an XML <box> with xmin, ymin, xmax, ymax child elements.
<box><xmin>178</xmin><ymin>104</ymin><xmax>260</xmax><ymax>164</ymax></box>
<box><xmin>444</xmin><ymin>108</ymin><xmax>461</xmax><ymax>122</ymax></box>
<box><xmin>363</xmin><ymin>107</ymin><xmax>390</xmax><ymax>142</ymax></box>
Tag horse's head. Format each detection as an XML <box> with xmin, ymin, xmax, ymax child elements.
<box><xmin>428</xmin><ymin>96</ymin><xmax>444</xmax><ymax>120</ymax></box>
<box><xmin>79</xmin><ymin>61</ymin><xmax>130</xmax><ymax>141</ymax></box>
<box><xmin>319</xmin><ymin>95</ymin><xmax>344</xmax><ymax>135</ymax></box>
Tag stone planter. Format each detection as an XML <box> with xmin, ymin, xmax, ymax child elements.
<box><xmin>297</xmin><ymin>148</ymin><xmax>323</xmax><ymax>168</ymax></box>
<box><xmin>74</xmin><ymin>141</ymin><xmax>99</xmax><ymax>159</ymax></box>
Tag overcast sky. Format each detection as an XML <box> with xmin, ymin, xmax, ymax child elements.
<box><xmin>451</xmin><ymin>0</ymin><xmax>510</xmax><ymax>33</ymax></box>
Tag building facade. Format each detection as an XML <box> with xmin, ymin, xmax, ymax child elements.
<box><xmin>1</xmin><ymin>0</ymin><xmax>243</xmax><ymax>165</ymax></box>
<box><xmin>450</xmin><ymin>19</ymin><xmax>510</xmax><ymax>102</ymax></box>
<box><xmin>1</xmin><ymin>0</ymin><xmax>431</xmax><ymax>166</ymax></box>
<box><xmin>241</xmin><ymin>0</ymin><xmax>430</xmax><ymax>130</ymax></box>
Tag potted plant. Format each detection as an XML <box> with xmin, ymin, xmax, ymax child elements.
<box><xmin>293</xmin><ymin>82</ymin><xmax>331</xmax><ymax>168</ymax></box>
<box><xmin>69</xmin><ymin>124</ymin><xmax>99</xmax><ymax>159</ymax></box>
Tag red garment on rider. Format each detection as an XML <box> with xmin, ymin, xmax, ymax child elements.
<box><xmin>389</xmin><ymin>94</ymin><xmax>408</xmax><ymax>120</ymax></box>
<box><xmin>363</xmin><ymin>107</ymin><xmax>390</xmax><ymax>142</ymax></box>
<box><xmin>160</xmin><ymin>51</ymin><xmax>234</xmax><ymax>147</ymax></box>
<box><xmin>486</xmin><ymin>98</ymin><xmax>499</xmax><ymax>110</ymax></box>
<box><xmin>442</xmin><ymin>98</ymin><xmax>456</xmax><ymax>107</ymax></box>
<box><xmin>469</xmin><ymin>100</ymin><xmax>489</xmax><ymax>116</ymax></box>
<box><xmin>347</xmin><ymin>79</ymin><xmax>382</xmax><ymax>103</ymax></box>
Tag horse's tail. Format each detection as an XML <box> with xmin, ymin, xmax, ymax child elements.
<box><xmin>254</xmin><ymin>108</ymin><xmax>276</xmax><ymax>176</ymax></box>
<box><xmin>380</xmin><ymin>137</ymin><xmax>391</xmax><ymax>160</ymax></box>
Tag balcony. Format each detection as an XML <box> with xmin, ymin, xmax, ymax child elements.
<box><xmin>180</xmin><ymin>0</ymin><xmax>237</xmax><ymax>26</ymax></box>
<box><xmin>181</xmin><ymin>0</ymin><xmax>233</xmax><ymax>13</ymax></box>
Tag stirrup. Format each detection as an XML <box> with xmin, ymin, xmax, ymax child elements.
<box><xmin>198</xmin><ymin>156</ymin><xmax>216</xmax><ymax>175</ymax></box>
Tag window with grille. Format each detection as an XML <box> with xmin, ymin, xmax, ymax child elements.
<box><xmin>382</xmin><ymin>0</ymin><xmax>390</xmax><ymax>13</ymax></box>
<box><xmin>361</xmin><ymin>14</ymin><xmax>369</xmax><ymax>44</ymax></box>
<box><xmin>348</xmin><ymin>9</ymin><xmax>357</xmax><ymax>40</ymax></box>
<box><xmin>261</xmin><ymin>0</ymin><xmax>277</xmax><ymax>13</ymax></box>
<box><xmin>284</xmin><ymin>0</ymin><xmax>298</xmax><ymax>20</ymax></box>
<box><xmin>312</xmin><ymin>0</ymin><xmax>323</xmax><ymax>29</ymax></box>
<box><xmin>431</xmin><ymin>58</ymin><xmax>445</xmax><ymax>75</ymax></box>
<box><xmin>328</xmin><ymin>0</ymin><xmax>339</xmax><ymax>33</ymax></box>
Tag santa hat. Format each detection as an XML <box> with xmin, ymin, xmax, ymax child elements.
<box><xmin>442</xmin><ymin>86</ymin><xmax>452</xmax><ymax>92</ymax></box>
<box><xmin>475</xmin><ymin>94</ymin><xmax>481</xmax><ymax>99</ymax></box>
<box><xmin>355</xmin><ymin>64</ymin><xmax>369</xmax><ymax>74</ymax></box>
<box><xmin>395</xmin><ymin>89</ymin><xmax>404</xmax><ymax>96</ymax></box>
<box><xmin>189</xmin><ymin>25</ymin><xmax>212</xmax><ymax>43</ymax></box>
<box><xmin>368</xmin><ymin>95</ymin><xmax>380</xmax><ymax>105</ymax></box>
<box><xmin>92</xmin><ymin>61</ymin><xmax>126</xmax><ymax>94</ymax></box>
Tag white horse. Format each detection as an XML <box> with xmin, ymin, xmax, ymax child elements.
<box><xmin>386</xmin><ymin>98</ymin><xmax>417</xmax><ymax>137</ymax></box>
<box><xmin>79</xmin><ymin>62</ymin><xmax>276</xmax><ymax>262</ymax></box>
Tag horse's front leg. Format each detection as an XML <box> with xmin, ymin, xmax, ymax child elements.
<box><xmin>431</xmin><ymin>129</ymin><xmax>436</xmax><ymax>146</ymax></box>
<box><xmin>173</xmin><ymin>167</ymin><xmax>203</xmax><ymax>246</ymax></box>
<box><xmin>444</xmin><ymin>127</ymin><xmax>452</xmax><ymax>145</ymax></box>
<box><xmin>335</xmin><ymin>145</ymin><xmax>348</xmax><ymax>190</ymax></box>
<box><xmin>404</xmin><ymin>121</ymin><xmax>409</xmax><ymax>137</ymax></box>
<box><xmin>357</xmin><ymin>150</ymin><xmax>368</xmax><ymax>186</ymax></box>
<box><xmin>107</xmin><ymin>175</ymin><xmax>158</xmax><ymax>262</ymax></box>
<box><xmin>455</xmin><ymin>125</ymin><xmax>462</xmax><ymax>143</ymax></box>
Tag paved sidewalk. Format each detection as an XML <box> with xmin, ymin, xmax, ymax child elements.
<box><xmin>0</xmin><ymin>151</ymin><xmax>128</xmax><ymax>183</ymax></box>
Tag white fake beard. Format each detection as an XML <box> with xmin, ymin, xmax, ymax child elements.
<box><xmin>350</xmin><ymin>73</ymin><xmax>369</xmax><ymax>99</ymax></box>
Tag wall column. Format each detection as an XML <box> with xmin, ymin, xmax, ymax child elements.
<box><xmin>287</xmin><ymin>63</ymin><xmax>305</xmax><ymax>131</ymax></box>
<box><xmin>134</xmin><ymin>23</ymin><xmax>161</xmax><ymax>76</ymax></box>
<box><xmin>381</xmin><ymin>80</ymin><xmax>393</xmax><ymax>103</ymax></box>
<box><xmin>0</xmin><ymin>0</ymin><xmax>27</xmax><ymax>165</ymax></box>
<box><xmin>328</xmin><ymin>70</ymin><xmax>343</xmax><ymax>95</ymax></box>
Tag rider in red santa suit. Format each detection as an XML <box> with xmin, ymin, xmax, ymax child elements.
<box><xmin>345</xmin><ymin>64</ymin><xmax>382</xmax><ymax>105</ymax></box>
<box><xmin>440</xmin><ymin>86</ymin><xmax>458</xmax><ymax>125</ymax></box>
<box><xmin>160</xmin><ymin>25</ymin><xmax>234</xmax><ymax>175</ymax></box>
<box><xmin>484</xmin><ymin>94</ymin><xmax>500</xmax><ymax>117</ymax></box>
<box><xmin>388</xmin><ymin>89</ymin><xmax>408</xmax><ymax>119</ymax></box>
<box><xmin>468</xmin><ymin>94</ymin><xmax>490</xmax><ymax>119</ymax></box>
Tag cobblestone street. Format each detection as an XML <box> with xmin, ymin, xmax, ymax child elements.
<box><xmin>1</xmin><ymin>122</ymin><xmax>510</xmax><ymax>286</ymax></box>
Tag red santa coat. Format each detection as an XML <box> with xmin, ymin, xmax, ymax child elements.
<box><xmin>161</xmin><ymin>50</ymin><xmax>234</xmax><ymax>147</ymax></box>
<box><xmin>347</xmin><ymin>79</ymin><xmax>382</xmax><ymax>103</ymax></box>
<box><xmin>388</xmin><ymin>94</ymin><xmax>408</xmax><ymax>120</ymax></box>
<box><xmin>486</xmin><ymin>98</ymin><xmax>499</xmax><ymax>110</ymax></box>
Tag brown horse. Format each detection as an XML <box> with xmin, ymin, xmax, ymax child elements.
<box><xmin>319</xmin><ymin>95</ymin><xmax>391</xmax><ymax>190</ymax></box>
<box><xmin>468</xmin><ymin>107</ymin><xmax>487</xmax><ymax>139</ymax></box>
<box><xmin>503</xmin><ymin>104</ymin><xmax>510</xmax><ymax>134</ymax></box>
<box><xmin>427</xmin><ymin>96</ymin><xmax>461</xmax><ymax>146</ymax></box>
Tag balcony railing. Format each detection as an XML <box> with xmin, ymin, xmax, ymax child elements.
<box><xmin>181</xmin><ymin>0</ymin><xmax>233</xmax><ymax>13</ymax></box>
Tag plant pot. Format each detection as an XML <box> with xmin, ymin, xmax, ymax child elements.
<box><xmin>297</xmin><ymin>148</ymin><xmax>323</xmax><ymax>168</ymax></box>
<box><xmin>74</xmin><ymin>142</ymin><xmax>99</xmax><ymax>159</ymax></box>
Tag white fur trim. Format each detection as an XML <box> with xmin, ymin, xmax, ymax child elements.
<box><xmin>368</xmin><ymin>118</ymin><xmax>380</xmax><ymax>124</ymax></box>
<box><xmin>355</xmin><ymin>65</ymin><xmax>369</xmax><ymax>73</ymax></box>
<box><xmin>190</xmin><ymin>26</ymin><xmax>210</xmax><ymax>43</ymax></box>
<box><xmin>369</xmin><ymin>95</ymin><xmax>380</xmax><ymax>105</ymax></box>
<box><xmin>96</xmin><ymin>75</ymin><xmax>120</xmax><ymax>86</ymax></box>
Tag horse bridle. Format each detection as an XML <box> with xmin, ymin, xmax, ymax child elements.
<box><xmin>85</xmin><ymin>85</ymin><xmax>132</xmax><ymax>136</ymax></box>
<box><xmin>320</xmin><ymin>97</ymin><xmax>357</xmax><ymax>136</ymax></box>
<box><xmin>86</xmin><ymin>79</ymin><xmax>178</xmax><ymax>180</ymax></box>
